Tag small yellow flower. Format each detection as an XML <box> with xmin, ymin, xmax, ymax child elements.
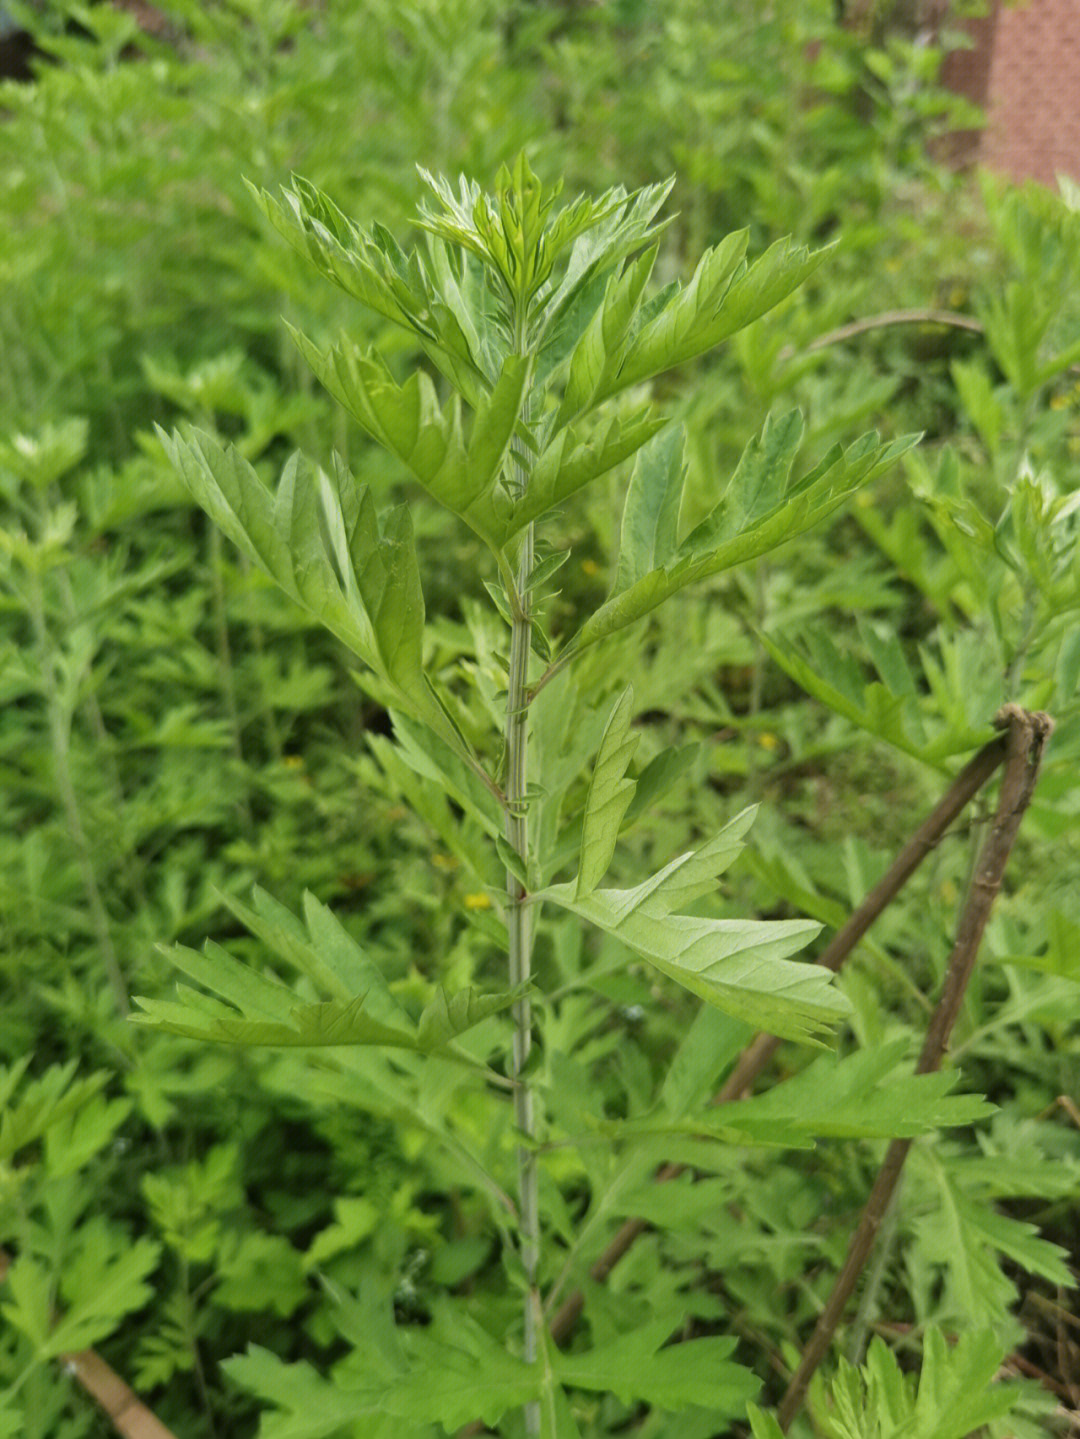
<box><xmin>282</xmin><ymin>754</ymin><xmax>305</xmax><ymax>769</ymax></box>
<box><xmin>581</xmin><ymin>558</ymin><xmax>600</xmax><ymax>576</ymax></box>
<box><xmin>464</xmin><ymin>892</ymin><xmax>492</xmax><ymax>910</ymax></box>
<box><xmin>758</xmin><ymin>732</ymin><xmax>779</xmax><ymax>751</ymax></box>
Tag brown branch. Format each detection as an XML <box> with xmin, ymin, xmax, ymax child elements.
<box><xmin>547</xmin><ymin>728</ymin><xmax>1010</xmax><ymax>1347</ymax></box>
<box><xmin>778</xmin><ymin>308</ymin><xmax>984</xmax><ymax>363</ymax></box>
<box><xmin>777</xmin><ymin>705</ymin><xmax>1053</xmax><ymax>1432</ymax></box>
<box><xmin>0</xmin><ymin>1248</ymin><xmax>179</xmax><ymax>1439</ymax></box>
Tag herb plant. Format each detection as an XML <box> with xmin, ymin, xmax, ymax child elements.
<box><xmin>126</xmin><ymin>155</ymin><xmax>1029</xmax><ymax>1436</ymax></box>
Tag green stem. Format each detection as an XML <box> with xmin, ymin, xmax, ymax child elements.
<box><xmin>27</xmin><ymin>575</ymin><xmax>130</xmax><ymax>1017</ymax></box>
<box><xmin>505</xmin><ymin>296</ymin><xmax>541</xmax><ymax>1434</ymax></box>
<box><xmin>506</xmin><ymin>522</ymin><xmax>541</xmax><ymax>1433</ymax></box>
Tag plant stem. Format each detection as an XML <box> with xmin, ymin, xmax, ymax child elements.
<box><xmin>26</xmin><ymin>575</ymin><xmax>130</xmax><ymax>1018</ymax></box>
<box><xmin>506</xmin><ymin>520</ymin><xmax>541</xmax><ymax>1434</ymax></box>
<box><xmin>776</xmin><ymin>705</ymin><xmax>1053</xmax><ymax>1432</ymax></box>
<box><xmin>506</xmin><ymin>292</ymin><xmax>541</xmax><ymax>1431</ymax></box>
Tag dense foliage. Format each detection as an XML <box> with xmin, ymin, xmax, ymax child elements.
<box><xmin>1</xmin><ymin>3</ymin><xmax>1078</xmax><ymax>1437</ymax></box>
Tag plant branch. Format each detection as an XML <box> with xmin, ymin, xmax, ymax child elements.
<box><xmin>777</xmin><ymin>704</ymin><xmax>1053</xmax><ymax>1432</ymax></box>
<box><xmin>778</xmin><ymin>308</ymin><xmax>983</xmax><ymax>363</ymax></box>
<box><xmin>547</xmin><ymin>727</ymin><xmax>1009</xmax><ymax>1347</ymax></box>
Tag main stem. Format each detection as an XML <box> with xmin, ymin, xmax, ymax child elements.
<box><xmin>506</xmin><ymin>308</ymin><xmax>541</xmax><ymax>1435</ymax></box>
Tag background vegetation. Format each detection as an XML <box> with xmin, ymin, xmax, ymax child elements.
<box><xmin>1</xmin><ymin>2</ymin><xmax>1078</xmax><ymax>1436</ymax></box>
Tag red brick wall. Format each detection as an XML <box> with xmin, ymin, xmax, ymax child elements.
<box><xmin>941</xmin><ymin>0</ymin><xmax>1080</xmax><ymax>186</ymax></box>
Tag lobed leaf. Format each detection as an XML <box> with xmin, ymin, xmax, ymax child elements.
<box><xmin>554</xmin><ymin>1319</ymin><xmax>758</xmax><ymax>1413</ymax></box>
<box><xmin>601</xmin><ymin>234</ymin><xmax>829</xmax><ymax>398</ymax></box>
<box><xmin>158</xmin><ymin>428</ymin><xmax>472</xmax><ymax>761</ymax></box>
<box><xmin>503</xmin><ymin>405</ymin><xmax>667</xmax><ymax>541</ymax></box>
<box><xmin>575</xmin><ymin>428</ymin><xmax>919</xmax><ymax>654</ymax></box>
<box><xmin>542</xmin><ymin>813</ymin><xmax>846</xmax><ymax>1044</ymax></box>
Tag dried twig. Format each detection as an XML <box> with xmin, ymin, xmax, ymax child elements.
<box><xmin>777</xmin><ymin>705</ymin><xmax>1053</xmax><ymax>1431</ymax></box>
<box><xmin>777</xmin><ymin>308</ymin><xmax>983</xmax><ymax>364</ymax></box>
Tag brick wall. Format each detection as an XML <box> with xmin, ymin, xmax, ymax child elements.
<box><xmin>941</xmin><ymin>0</ymin><xmax>1080</xmax><ymax>186</ymax></box>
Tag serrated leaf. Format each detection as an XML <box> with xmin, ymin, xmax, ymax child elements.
<box><xmin>158</xmin><ymin>430</ymin><xmax>471</xmax><ymax>763</ymax></box>
<box><xmin>1</xmin><ymin>1255</ymin><xmax>53</xmax><ymax>1349</ymax></box>
<box><xmin>224</xmin><ymin>1344</ymin><xmax>388</xmax><ymax>1439</ymax></box>
<box><xmin>416</xmin><ymin>984</ymin><xmax>526</xmax><ymax>1050</ymax></box>
<box><xmin>381</xmin><ymin>1313</ymin><xmax>540</xmax><ymax>1430</ymax></box>
<box><xmin>575</xmin><ymin>685</ymin><xmax>640</xmax><ymax>899</ymax></box>
<box><xmin>288</xmin><ymin>330</ymin><xmax>521</xmax><ymax>554</ymax></box>
<box><xmin>130</xmin><ymin>989</ymin><xmax>416</xmax><ymax>1050</ymax></box>
<box><xmin>541</xmin><ymin>814</ymin><xmax>845</xmax><ymax>1043</ymax></box>
<box><xmin>505</xmin><ymin>406</ymin><xmax>667</xmax><ymax>541</ymax></box>
<box><xmin>574</xmin><ymin>430</ymin><xmax>919</xmax><ymax>654</ymax></box>
<box><xmin>45</xmin><ymin>1235</ymin><xmax>160</xmax><ymax>1357</ymax></box>
<box><xmin>724</xmin><ymin>1039</ymin><xmax>994</xmax><ymax>1141</ymax></box>
<box><xmin>386</xmin><ymin>710</ymin><xmax>505</xmax><ymax>841</ymax></box>
<box><xmin>249</xmin><ymin>176</ymin><xmax>487</xmax><ymax>406</ymax></box>
<box><xmin>604</xmin><ymin>234</ymin><xmax>829</xmax><ymax>398</ymax></box>
<box><xmin>0</xmin><ymin>1059</ymin><xmax>109</xmax><ymax>1164</ymax></box>
<box><xmin>614</xmin><ymin>426</ymin><xmax>685</xmax><ymax>593</ymax></box>
<box><xmin>553</xmin><ymin>244</ymin><xmax>660</xmax><ymax>426</ymax></box>
<box><xmin>555</xmin><ymin>1320</ymin><xmax>758</xmax><ymax>1413</ymax></box>
<box><xmin>682</xmin><ymin>408</ymin><xmax>804</xmax><ymax>551</ymax></box>
<box><xmin>811</xmin><ymin>1328</ymin><xmax>1021</xmax><ymax>1439</ymax></box>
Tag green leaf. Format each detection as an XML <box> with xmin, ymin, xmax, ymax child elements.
<box><xmin>289</xmin><ymin>328</ymin><xmax>528</xmax><ymax>552</ymax></box>
<box><xmin>661</xmin><ymin>1005</ymin><xmax>755</xmax><ymax>1118</ymax></box>
<box><xmin>523</xmin><ymin>547</ymin><xmax>572</xmax><ymax>593</ymax></box>
<box><xmin>622</xmin><ymin>741</ymin><xmax>702</xmax><ymax>826</ymax></box>
<box><xmin>0</xmin><ymin>1059</ymin><xmax>109</xmax><ymax>1165</ymax></box>
<box><xmin>496</xmin><ymin>832</ymin><xmax>530</xmax><ymax>888</ymax></box>
<box><xmin>387</xmin><ymin>710</ymin><xmax>505</xmax><ymax>841</ymax></box>
<box><xmin>604</xmin><ymin>234</ymin><xmax>829</xmax><ymax>398</ymax></box>
<box><xmin>541</xmin><ymin>813</ymin><xmax>847</xmax><ymax>1043</ymax></box>
<box><xmin>555</xmin><ymin>1320</ymin><xmax>759</xmax><ymax>1414</ymax></box>
<box><xmin>553</xmin><ymin>244</ymin><xmax>660</xmax><ymax>426</ymax></box>
<box><xmin>130</xmin><ymin>969</ymin><xmax>416</xmax><ymax>1051</ymax></box>
<box><xmin>758</xmin><ymin>625</ymin><xmax>992</xmax><ymax>767</ymax></box>
<box><xmin>47</xmin><ymin>1227</ymin><xmax>160</xmax><ymax>1357</ymax></box>
<box><xmin>575</xmin><ymin>685</ymin><xmax>640</xmax><ymax>899</ymax></box>
<box><xmin>249</xmin><ymin>176</ymin><xmax>487</xmax><ymax>404</ymax></box>
<box><xmin>747</xmin><ymin>1404</ymin><xmax>786</xmax><ymax>1439</ymax></box>
<box><xmin>575</xmin><ymin>429</ymin><xmax>919</xmax><ymax>653</ymax></box>
<box><xmin>224</xmin><ymin>1344</ymin><xmax>390</xmax><ymax>1439</ymax></box>
<box><xmin>725</xmin><ymin>1039</ymin><xmax>994</xmax><ymax>1141</ymax></box>
<box><xmin>810</xmin><ymin>1328</ymin><xmax>1021</xmax><ymax>1439</ymax></box>
<box><xmin>504</xmin><ymin>405</ymin><xmax>667</xmax><ymax>541</ymax></box>
<box><xmin>416</xmin><ymin>984</ymin><xmax>526</xmax><ymax>1050</ymax></box>
<box><xmin>381</xmin><ymin>1311</ymin><xmax>540</xmax><ymax>1430</ymax></box>
<box><xmin>683</xmin><ymin>408</ymin><xmax>804</xmax><ymax>550</ymax></box>
<box><xmin>614</xmin><ymin>426</ymin><xmax>686</xmax><ymax>593</ymax></box>
<box><xmin>158</xmin><ymin>430</ymin><xmax>471</xmax><ymax>762</ymax></box>
<box><xmin>1</xmin><ymin>1255</ymin><xmax>53</xmax><ymax>1350</ymax></box>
